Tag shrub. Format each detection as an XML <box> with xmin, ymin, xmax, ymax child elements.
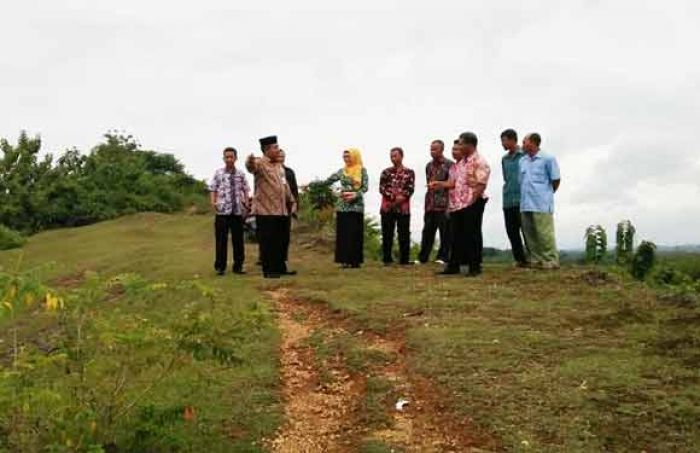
<box><xmin>0</xmin><ymin>224</ymin><xmax>26</xmax><ymax>250</ymax></box>
<box><xmin>631</xmin><ymin>241</ymin><xmax>656</xmax><ymax>280</ymax></box>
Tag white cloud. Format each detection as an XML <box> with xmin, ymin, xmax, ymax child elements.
<box><xmin>1</xmin><ymin>0</ymin><xmax>698</xmax><ymax>248</ymax></box>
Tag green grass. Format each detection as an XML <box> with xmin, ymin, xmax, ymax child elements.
<box><xmin>2</xmin><ymin>213</ymin><xmax>699</xmax><ymax>451</ymax></box>
<box><xmin>288</xmin><ymin>245</ymin><xmax>700</xmax><ymax>452</ymax></box>
<box><xmin>0</xmin><ymin>213</ymin><xmax>281</xmax><ymax>452</ymax></box>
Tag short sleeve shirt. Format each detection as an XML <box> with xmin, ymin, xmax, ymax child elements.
<box><xmin>519</xmin><ymin>151</ymin><xmax>560</xmax><ymax>214</ymax></box>
<box><xmin>208</xmin><ymin>167</ymin><xmax>250</xmax><ymax>216</ymax></box>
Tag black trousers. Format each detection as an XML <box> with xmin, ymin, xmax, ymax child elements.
<box><xmin>447</xmin><ymin>208</ymin><xmax>468</xmax><ymax>272</ymax></box>
<box><xmin>335</xmin><ymin>212</ymin><xmax>364</xmax><ymax>266</ymax></box>
<box><xmin>257</xmin><ymin>215</ymin><xmax>288</xmax><ymax>275</ymax></box>
<box><xmin>214</xmin><ymin>214</ymin><xmax>245</xmax><ymax>272</ymax></box>
<box><xmin>419</xmin><ymin>211</ymin><xmax>450</xmax><ymax>263</ymax></box>
<box><xmin>465</xmin><ymin>198</ymin><xmax>487</xmax><ymax>272</ymax></box>
<box><xmin>504</xmin><ymin>206</ymin><xmax>527</xmax><ymax>264</ymax></box>
<box><xmin>381</xmin><ymin>213</ymin><xmax>411</xmax><ymax>264</ymax></box>
<box><xmin>282</xmin><ymin>215</ymin><xmax>292</xmax><ymax>262</ymax></box>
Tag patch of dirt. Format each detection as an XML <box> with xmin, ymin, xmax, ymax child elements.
<box><xmin>265</xmin><ymin>288</ymin><xmax>497</xmax><ymax>452</ymax></box>
<box><xmin>266</xmin><ymin>289</ymin><xmax>364</xmax><ymax>452</ymax></box>
<box><xmin>51</xmin><ymin>271</ymin><xmax>86</xmax><ymax>288</ymax></box>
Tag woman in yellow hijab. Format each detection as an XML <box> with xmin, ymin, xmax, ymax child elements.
<box><xmin>325</xmin><ymin>148</ymin><xmax>369</xmax><ymax>268</ymax></box>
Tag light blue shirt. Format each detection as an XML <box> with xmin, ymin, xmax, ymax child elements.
<box><xmin>519</xmin><ymin>151</ymin><xmax>560</xmax><ymax>214</ymax></box>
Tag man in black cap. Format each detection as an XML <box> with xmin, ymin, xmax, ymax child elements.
<box><xmin>246</xmin><ymin>136</ymin><xmax>297</xmax><ymax>278</ymax></box>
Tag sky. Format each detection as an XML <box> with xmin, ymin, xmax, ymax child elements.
<box><xmin>2</xmin><ymin>0</ymin><xmax>699</xmax><ymax>249</ymax></box>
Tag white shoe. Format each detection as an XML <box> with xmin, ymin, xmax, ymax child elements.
<box><xmin>434</xmin><ymin>259</ymin><xmax>445</xmax><ymax>265</ymax></box>
<box><xmin>413</xmin><ymin>260</ymin><xmax>423</xmax><ymax>265</ymax></box>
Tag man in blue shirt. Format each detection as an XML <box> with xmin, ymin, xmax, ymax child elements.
<box><xmin>519</xmin><ymin>133</ymin><xmax>561</xmax><ymax>269</ymax></box>
<box><xmin>500</xmin><ymin>129</ymin><xmax>527</xmax><ymax>266</ymax></box>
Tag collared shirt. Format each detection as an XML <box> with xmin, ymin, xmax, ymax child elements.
<box><xmin>501</xmin><ymin>148</ymin><xmax>524</xmax><ymax>209</ymax></box>
<box><xmin>519</xmin><ymin>151</ymin><xmax>560</xmax><ymax>214</ymax></box>
<box><xmin>379</xmin><ymin>166</ymin><xmax>415</xmax><ymax>215</ymax></box>
<box><xmin>425</xmin><ymin>158</ymin><xmax>453</xmax><ymax>212</ymax></box>
<box><xmin>464</xmin><ymin>151</ymin><xmax>491</xmax><ymax>207</ymax></box>
<box><xmin>325</xmin><ymin>168</ymin><xmax>369</xmax><ymax>213</ymax></box>
<box><xmin>246</xmin><ymin>156</ymin><xmax>293</xmax><ymax>216</ymax></box>
<box><xmin>208</xmin><ymin>167</ymin><xmax>250</xmax><ymax>216</ymax></box>
<box><xmin>447</xmin><ymin>153</ymin><xmax>491</xmax><ymax>212</ymax></box>
<box><xmin>447</xmin><ymin>159</ymin><xmax>468</xmax><ymax>213</ymax></box>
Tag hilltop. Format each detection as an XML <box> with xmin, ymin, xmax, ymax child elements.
<box><xmin>1</xmin><ymin>212</ymin><xmax>699</xmax><ymax>452</ymax></box>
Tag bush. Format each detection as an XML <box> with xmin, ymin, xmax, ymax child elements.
<box><xmin>0</xmin><ymin>224</ymin><xmax>26</xmax><ymax>250</ymax></box>
<box><xmin>631</xmin><ymin>241</ymin><xmax>657</xmax><ymax>281</ymax></box>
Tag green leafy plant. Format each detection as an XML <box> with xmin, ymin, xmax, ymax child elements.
<box><xmin>631</xmin><ymin>240</ymin><xmax>657</xmax><ymax>280</ymax></box>
<box><xmin>616</xmin><ymin>220</ymin><xmax>636</xmax><ymax>264</ymax></box>
<box><xmin>584</xmin><ymin>225</ymin><xmax>607</xmax><ymax>264</ymax></box>
<box><xmin>0</xmin><ymin>225</ymin><xmax>26</xmax><ymax>250</ymax></box>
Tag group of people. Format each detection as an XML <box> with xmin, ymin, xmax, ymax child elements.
<box><xmin>208</xmin><ymin>130</ymin><xmax>561</xmax><ymax>279</ymax></box>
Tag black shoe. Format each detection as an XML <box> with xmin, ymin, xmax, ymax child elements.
<box><xmin>437</xmin><ymin>268</ymin><xmax>460</xmax><ymax>275</ymax></box>
<box><xmin>282</xmin><ymin>270</ymin><xmax>297</xmax><ymax>276</ymax></box>
<box><xmin>350</xmin><ymin>264</ymin><xmax>361</xmax><ymax>269</ymax></box>
<box><xmin>233</xmin><ymin>269</ymin><xmax>246</xmax><ymax>275</ymax></box>
<box><xmin>215</xmin><ymin>269</ymin><xmax>225</xmax><ymax>276</ymax></box>
<box><xmin>264</xmin><ymin>273</ymin><xmax>281</xmax><ymax>279</ymax></box>
<box><xmin>467</xmin><ymin>268</ymin><xmax>482</xmax><ymax>277</ymax></box>
<box><xmin>400</xmin><ymin>262</ymin><xmax>414</xmax><ymax>266</ymax></box>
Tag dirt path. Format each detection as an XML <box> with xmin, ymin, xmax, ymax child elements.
<box><xmin>266</xmin><ymin>288</ymin><xmax>496</xmax><ymax>452</ymax></box>
<box><xmin>266</xmin><ymin>289</ymin><xmax>364</xmax><ymax>452</ymax></box>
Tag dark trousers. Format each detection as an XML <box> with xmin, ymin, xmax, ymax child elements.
<box><xmin>419</xmin><ymin>211</ymin><xmax>450</xmax><ymax>263</ymax></box>
<box><xmin>335</xmin><ymin>212</ymin><xmax>364</xmax><ymax>266</ymax></box>
<box><xmin>465</xmin><ymin>198</ymin><xmax>487</xmax><ymax>272</ymax></box>
<box><xmin>504</xmin><ymin>206</ymin><xmax>527</xmax><ymax>264</ymax></box>
<box><xmin>257</xmin><ymin>215</ymin><xmax>288</xmax><ymax>275</ymax></box>
<box><xmin>214</xmin><ymin>214</ymin><xmax>245</xmax><ymax>272</ymax></box>
<box><xmin>447</xmin><ymin>208</ymin><xmax>468</xmax><ymax>271</ymax></box>
<box><xmin>381</xmin><ymin>213</ymin><xmax>411</xmax><ymax>264</ymax></box>
<box><xmin>282</xmin><ymin>216</ymin><xmax>292</xmax><ymax>262</ymax></box>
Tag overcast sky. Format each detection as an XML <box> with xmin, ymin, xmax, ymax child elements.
<box><xmin>2</xmin><ymin>0</ymin><xmax>699</xmax><ymax>248</ymax></box>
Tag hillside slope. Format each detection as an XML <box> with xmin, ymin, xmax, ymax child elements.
<box><xmin>2</xmin><ymin>213</ymin><xmax>699</xmax><ymax>452</ymax></box>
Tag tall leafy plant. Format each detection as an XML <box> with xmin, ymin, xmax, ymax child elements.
<box><xmin>631</xmin><ymin>240</ymin><xmax>656</xmax><ymax>280</ymax></box>
<box><xmin>584</xmin><ymin>225</ymin><xmax>607</xmax><ymax>264</ymax></box>
<box><xmin>616</xmin><ymin>220</ymin><xmax>636</xmax><ymax>264</ymax></box>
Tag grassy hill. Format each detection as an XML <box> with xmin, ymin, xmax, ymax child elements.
<box><xmin>1</xmin><ymin>213</ymin><xmax>699</xmax><ymax>452</ymax></box>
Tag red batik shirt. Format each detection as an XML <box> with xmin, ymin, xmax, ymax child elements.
<box><xmin>379</xmin><ymin>166</ymin><xmax>416</xmax><ymax>215</ymax></box>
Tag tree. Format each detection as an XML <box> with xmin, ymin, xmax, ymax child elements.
<box><xmin>616</xmin><ymin>220</ymin><xmax>636</xmax><ymax>264</ymax></box>
<box><xmin>584</xmin><ymin>225</ymin><xmax>607</xmax><ymax>264</ymax></box>
<box><xmin>631</xmin><ymin>241</ymin><xmax>656</xmax><ymax>280</ymax></box>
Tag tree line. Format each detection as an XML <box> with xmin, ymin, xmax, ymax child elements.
<box><xmin>0</xmin><ymin>131</ymin><xmax>207</xmax><ymax>239</ymax></box>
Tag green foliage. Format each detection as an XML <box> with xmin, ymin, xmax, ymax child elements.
<box><xmin>0</xmin><ymin>131</ymin><xmax>207</xmax><ymax>234</ymax></box>
<box><xmin>615</xmin><ymin>219</ymin><xmax>636</xmax><ymax>264</ymax></box>
<box><xmin>0</xmin><ymin>225</ymin><xmax>25</xmax><ymax>250</ymax></box>
<box><xmin>304</xmin><ymin>180</ymin><xmax>337</xmax><ymax>210</ymax></box>
<box><xmin>631</xmin><ymin>240</ymin><xmax>657</xmax><ymax>280</ymax></box>
<box><xmin>584</xmin><ymin>224</ymin><xmax>607</xmax><ymax>264</ymax></box>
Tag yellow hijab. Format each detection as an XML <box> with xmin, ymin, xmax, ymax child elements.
<box><xmin>343</xmin><ymin>148</ymin><xmax>364</xmax><ymax>189</ymax></box>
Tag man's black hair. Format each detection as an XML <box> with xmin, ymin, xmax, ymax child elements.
<box><xmin>500</xmin><ymin>129</ymin><xmax>518</xmax><ymax>142</ymax></box>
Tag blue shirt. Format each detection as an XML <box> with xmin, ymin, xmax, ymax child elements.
<box><xmin>501</xmin><ymin>148</ymin><xmax>524</xmax><ymax>209</ymax></box>
<box><xmin>519</xmin><ymin>151</ymin><xmax>560</xmax><ymax>214</ymax></box>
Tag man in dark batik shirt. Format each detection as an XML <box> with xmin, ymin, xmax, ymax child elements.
<box><xmin>418</xmin><ymin>140</ymin><xmax>453</xmax><ymax>264</ymax></box>
<box><xmin>379</xmin><ymin>147</ymin><xmax>415</xmax><ymax>265</ymax></box>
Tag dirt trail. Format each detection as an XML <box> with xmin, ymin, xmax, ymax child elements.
<box><xmin>266</xmin><ymin>289</ymin><xmax>363</xmax><ymax>452</ymax></box>
<box><xmin>266</xmin><ymin>288</ymin><xmax>496</xmax><ymax>452</ymax></box>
